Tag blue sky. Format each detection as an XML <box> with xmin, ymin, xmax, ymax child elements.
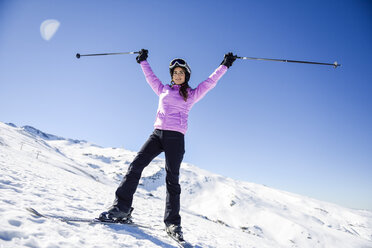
<box><xmin>1</xmin><ymin>0</ymin><xmax>371</xmax><ymax>211</ymax></box>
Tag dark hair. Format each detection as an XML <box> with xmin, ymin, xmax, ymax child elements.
<box><xmin>171</xmin><ymin>67</ymin><xmax>190</xmax><ymax>101</ymax></box>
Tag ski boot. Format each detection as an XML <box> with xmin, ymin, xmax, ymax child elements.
<box><xmin>166</xmin><ymin>224</ymin><xmax>184</xmax><ymax>242</ymax></box>
<box><xmin>99</xmin><ymin>206</ymin><xmax>133</xmax><ymax>223</ymax></box>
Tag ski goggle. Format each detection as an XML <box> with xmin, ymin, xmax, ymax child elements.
<box><xmin>169</xmin><ymin>58</ymin><xmax>191</xmax><ymax>74</ymax></box>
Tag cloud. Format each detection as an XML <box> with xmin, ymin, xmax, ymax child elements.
<box><xmin>40</xmin><ymin>19</ymin><xmax>60</xmax><ymax>41</ymax></box>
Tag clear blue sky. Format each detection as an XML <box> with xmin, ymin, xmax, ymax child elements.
<box><xmin>1</xmin><ymin>0</ymin><xmax>371</xmax><ymax>211</ymax></box>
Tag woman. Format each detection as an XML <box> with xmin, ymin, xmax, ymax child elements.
<box><xmin>99</xmin><ymin>49</ymin><xmax>236</xmax><ymax>242</ymax></box>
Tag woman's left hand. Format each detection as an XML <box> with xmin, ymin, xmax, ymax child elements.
<box><xmin>221</xmin><ymin>52</ymin><xmax>237</xmax><ymax>68</ymax></box>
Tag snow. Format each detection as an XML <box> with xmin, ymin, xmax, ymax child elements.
<box><xmin>0</xmin><ymin>121</ymin><xmax>371</xmax><ymax>248</ymax></box>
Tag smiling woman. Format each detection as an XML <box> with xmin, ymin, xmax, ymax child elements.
<box><xmin>40</xmin><ymin>19</ymin><xmax>60</xmax><ymax>41</ymax></box>
<box><xmin>0</xmin><ymin>0</ymin><xmax>370</xmax><ymax>213</ymax></box>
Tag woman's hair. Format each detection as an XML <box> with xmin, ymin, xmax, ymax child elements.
<box><xmin>171</xmin><ymin>67</ymin><xmax>190</xmax><ymax>101</ymax></box>
<box><xmin>179</xmin><ymin>81</ymin><xmax>190</xmax><ymax>101</ymax></box>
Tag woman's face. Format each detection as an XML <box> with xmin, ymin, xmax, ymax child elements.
<box><xmin>172</xmin><ymin>67</ymin><xmax>186</xmax><ymax>85</ymax></box>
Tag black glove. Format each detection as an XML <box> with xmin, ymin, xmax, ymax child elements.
<box><xmin>136</xmin><ymin>49</ymin><xmax>148</xmax><ymax>64</ymax></box>
<box><xmin>220</xmin><ymin>52</ymin><xmax>237</xmax><ymax>68</ymax></box>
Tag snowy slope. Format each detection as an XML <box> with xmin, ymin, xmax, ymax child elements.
<box><xmin>0</xmin><ymin>121</ymin><xmax>371</xmax><ymax>248</ymax></box>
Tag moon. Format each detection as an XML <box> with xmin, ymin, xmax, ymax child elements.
<box><xmin>40</xmin><ymin>19</ymin><xmax>60</xmax><ymax>41</ymax></box>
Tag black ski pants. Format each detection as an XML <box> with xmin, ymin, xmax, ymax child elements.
<box><xmin>114</xmin><ymin>129</ymin><xmax>185</xmax><ymax>226</ymax></box>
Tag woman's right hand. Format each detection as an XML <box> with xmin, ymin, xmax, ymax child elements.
<box><xmin>136</xmin><ymin>49</ymin><xmax>148</xmax><ymax>63</ymax></box>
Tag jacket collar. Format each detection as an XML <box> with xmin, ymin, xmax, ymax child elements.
<box><xmin>170</xmin><ymin>82</ymin><xmax>182</xmax><ymax>89</ymax></box>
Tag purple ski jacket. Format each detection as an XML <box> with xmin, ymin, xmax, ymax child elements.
<box><xmin>140</xmin><ymin>60</ymin><xmax>228</xmax><ymax>135</ymax></box>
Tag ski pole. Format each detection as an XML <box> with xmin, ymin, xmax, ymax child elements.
<box><xmin>236</xmin><ymin>56</ymin><xmax>341</xmax><ymax>68</ymax></box>
<box><xmin>76</xmin><ymin>51</ymin><xmax>140</xmax><ymax>59</ymax></box>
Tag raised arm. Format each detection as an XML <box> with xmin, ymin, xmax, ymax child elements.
<box><xmin>191</xmin><ymin>65</ymin><xmax>228</xmax><ymax>103</ymax></box>
<box><xmin>140</xmin><ymin>61</ymin><xmax>164</xmax><ymax>96</ymax></box>
<box><xmin>191</xmin><ymin>52</ymin><xmax>236</xmax><ymax>103</ymax></box>
<box><xmin>137</xmin><ymin>49</ymin><xmax>164</xmax><ymax>96</ymax></box>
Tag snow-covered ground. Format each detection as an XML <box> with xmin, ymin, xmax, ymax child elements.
<box><xmin>0</xmin><ymin>121</ymin><xmax>371</xmax><ymax>248</ymax></box>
